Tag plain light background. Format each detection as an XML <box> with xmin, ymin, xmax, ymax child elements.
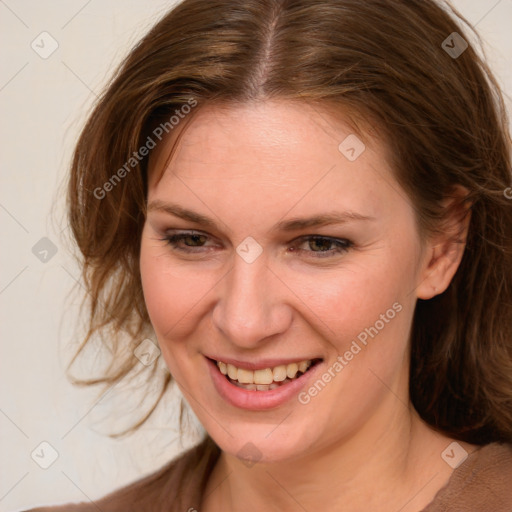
<box><xmin>0</xmin><ymin>1</ymin><xmax>511</xmax><ymax>510</ymax></box>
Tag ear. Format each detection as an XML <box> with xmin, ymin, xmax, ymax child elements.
<box><xmin>416</xmin><ymin>186</ymin><xmax>472</xmax><ymax>300</ymax></box>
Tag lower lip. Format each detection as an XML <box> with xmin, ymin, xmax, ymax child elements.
<box><xmin>206</xmin><ymin>357</ymin><xmax>322</xmax><ymax>410</ymax></box>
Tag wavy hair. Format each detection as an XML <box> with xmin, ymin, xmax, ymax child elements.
<box><xmin>67</xmin><ymin>0</ymin><xmax>512</xmax><ymax>442</ymax></box>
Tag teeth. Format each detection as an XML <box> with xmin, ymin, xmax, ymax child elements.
<box><xmin>254</xmin><ymin>368</ymin><xmax>273</xmax><ymax>385</ymax></box>
<box><xmin>298</xmin><ymin>360</ymin><xmax>309</xmax><ymax>373</ymax></box>
<box><xmin>227</xmin><ymin>364</ymin><xmax>238</xmax><ymax>380</ymax></box>
<box><xmin>216</xmin><ymin>359</ymin><xmax>313</xmax><ymax>386</ymax></box>
<box><xmin>240</xmin><ymin>380</ymin><xmax>292</xmax><ymax>391</ymax></box>
<box><xmin>273</xmin><ymin>365</ymin><xmax>287</xmax><ymax>382</ymax></box>
<box><xmin>237</xmin><ymin>368</ymin><xmax>253</xmax><ymax>384</ymax></box>
<box><xmin>286</xmin><ymin>363</ymin><xmax>298</xmax><ymax>379</ymax></box>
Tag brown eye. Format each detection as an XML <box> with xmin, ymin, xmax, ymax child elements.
<box><xmin>291</xmin><ymin>236</ymin><xmax>353</xmax><ymax>258</ymax></box>
<box><xmin>176</xmin><ymin>234</ymin><xmax>207</xmax><ymax>247</ymax></box>
<box><xmin>163</xmin><ymin>231</ymin><xmax>213</xmax><ymax>253</ymax></box>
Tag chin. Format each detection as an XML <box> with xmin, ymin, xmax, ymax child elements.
<box><xmin>205</xmin><ymin>419</ymin><xmax>322</xmax><ymax>465</ymax></box>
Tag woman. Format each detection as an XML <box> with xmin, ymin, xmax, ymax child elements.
<box><xmin>25</xmin><ymin>0</ymin><xmax>512</xmax><ymax>510</ymax></box>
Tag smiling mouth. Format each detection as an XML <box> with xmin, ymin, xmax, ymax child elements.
<box><xmin>213</xmin><ymin>358</ymin><xmax>322</xmax><ymax>391</ymax></box>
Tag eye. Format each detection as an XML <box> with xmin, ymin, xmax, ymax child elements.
<box><xmin>161</xmin><ymin>231</ymin><xmax>215</xmax><ymax>253</ymax></box>
<box><xmin>289</xmin><ymin>235</ymin><xmax>353</xmax><ymax>258</ymax></box>
<box><xmin>161</xmin><ymin>231</ymin><xmax>353</xmax><ymax>259</ymax></box>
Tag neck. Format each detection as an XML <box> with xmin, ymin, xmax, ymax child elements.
<box><xmin>203</xmin><ymin>403</ymin><xmax>466</xmax><ymax>512</ymax></box>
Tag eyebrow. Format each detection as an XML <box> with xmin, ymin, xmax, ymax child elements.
<box><xmin>147</xmin><ymin>200</ymin><xmax>375</xmax><ymax>232</ymax></box>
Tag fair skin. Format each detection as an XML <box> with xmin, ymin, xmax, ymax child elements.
<box><xmin>139</xmin><ymin>100</ymin><xmax>474</xmax><ymax>512</ymax></box>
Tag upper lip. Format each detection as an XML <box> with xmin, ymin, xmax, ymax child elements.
<box><xmin>205</xmin><ymin>355</ymin><xmax>322</xmax><ymax>371</ymax></box>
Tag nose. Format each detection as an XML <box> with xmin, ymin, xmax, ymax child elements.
<box><xmin>211</xmin><ymin>252</ymin><xmax>293</xmax><ymax>349</ymax></box>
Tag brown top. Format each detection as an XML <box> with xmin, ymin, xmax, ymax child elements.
<box><xmin>24</xmin><ymin>438</ymin><xmax>512</xmax><ymax>512</ymax></box>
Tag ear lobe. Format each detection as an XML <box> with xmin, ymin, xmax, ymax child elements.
<box><xmin>416</xmin><ymin>186</ymin><xmax>472</xmax><ymax>300</ymax></box>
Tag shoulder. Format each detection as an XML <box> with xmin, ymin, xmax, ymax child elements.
<box><xmin>423</xmin><ymin>442</ymin><xmax>512</xmax><ymax>511</ymax></box>
<box><xmin>22</xmin><ymin>436</ymin><xmax>220</xmax><ymax>512</ymax></box>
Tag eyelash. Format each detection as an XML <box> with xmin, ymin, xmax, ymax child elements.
<box><xmin>160</xmin><ymin>231</ymin><xmax>353</xmax><ymax>259</ymax></box>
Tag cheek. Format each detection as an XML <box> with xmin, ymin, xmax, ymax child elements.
<box><xmin>290</xmin><ymin>260</ymin><xmax>414</xmax><ymax>424</ymax></box>
<box><xmin>139</xmin><ymin>235</ymin><xmax>210</xmax><ymax>341</ymax></box>
<box><xmin>292</xmin><ymin>245</ymin><xmax>417</xmax><ymax>386</ymax></box>
<box><xmin>294</xmin><ymin>255</ymin><xmax>413</xmax><ymax>340</ymax></box>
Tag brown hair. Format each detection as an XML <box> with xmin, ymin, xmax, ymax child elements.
<box><xmin>67</xmin><ymin>0</ymin><xmax>512</xmax><ymax>443</ymax></box>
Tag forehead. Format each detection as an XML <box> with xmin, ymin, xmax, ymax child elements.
<box><xmin>146</xmin><ymin>100</ymin><xmax>405</xmax><ymax>222</ymax></box>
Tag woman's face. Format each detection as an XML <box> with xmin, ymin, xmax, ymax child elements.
<box><xmin>140</xmin><ymin>100</ymin><xmax>428</xmax><ymax>463</ymax></box>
